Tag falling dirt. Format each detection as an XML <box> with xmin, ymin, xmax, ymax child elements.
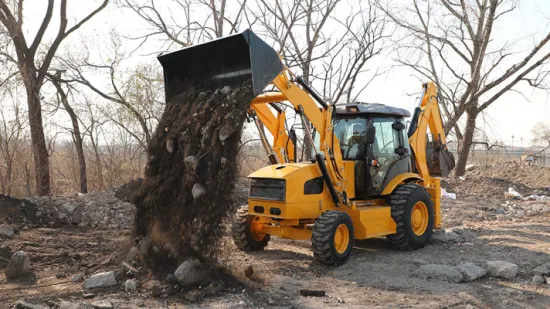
<box><xmin>134</xmin><ymin>81</ymin><xmax>255</xmax><ymax>268</ymax></box>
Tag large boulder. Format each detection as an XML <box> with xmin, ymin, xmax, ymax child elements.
<box><xmin>174</xmin><ymin>258</ymin><xmax>208</xmax><ymax>287</ymax></box>
<box><xmin>453</xmin><ymin>263</ymin><xmax>486</xmax><ymax>282</ymax></box>
<box><xmin>484</xmin><ymin>261</ymin><xmax>518</xmax><ymax>280</ymax></box>
<box><xmin>5</xmin><ymin>251</ymin><xmax>30</xmax><ymax>279</ymax></box>
<box><xmin>412</xmin><ymin>264</ymin><xmax>463</xmax><ymax>283</ymax></box>
<box><xmin>83</xmin><ymin>271</ymin><xmax>117</xmax><ymax>289</ymax></box>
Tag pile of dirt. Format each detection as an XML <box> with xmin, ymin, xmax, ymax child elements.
<box><xmin>115</xmin><ymin>178</ymin><xmax>143</xmax><ymax>202</ymax></box>
<box><xmin>443</xmin><ymin>163</ymin><xmax>550</xmax><ymax>199</ymax></box>
<box><xmin>0</xmin><ymin>194</ymin><xmax>54</xmax><ymax>228</ymax></box>
<box><xmin>134</xmin><ymin>81</ymin><xmax>254</xmax><ymax>268</ymax></box>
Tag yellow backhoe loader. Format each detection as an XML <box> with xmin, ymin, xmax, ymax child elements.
<box><xmin>158</xmin><ymin>29</ymin><xmax>455</xmax><ymax>266</ymax></box>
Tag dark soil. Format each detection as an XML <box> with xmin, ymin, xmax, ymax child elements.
<box><xmin>0</xmin><ymin>194</ymin><xmax>51</xmax><ymax>227</ymax></box>
<box><xmin>134</xmin><ymin>81</ymin><xmax>254</xmax><ymax>268</ymax></box>
<box><xmin>115</xmin><ymin>178</ymin><xmax>143</xmax><ymax>202</ymax></box>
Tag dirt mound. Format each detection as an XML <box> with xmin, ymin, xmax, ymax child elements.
<box><xmin>134</xmin><ymin>81</ymin><xmax>254</xmax><ymax>267</ymax></box>
<box><xmin>115</xmin><ymin>178</ymin><xmax>143</xmax><ymax>202</ymax></box>
<box><xmin>443</xmin><ymin>163</ymin><xmax>550</xmax><ymax>199</ymax></box>
<box><xmin>0</xmin><ymin>194</ymin><xmax>54</xmax><ymax>228</ymax></box>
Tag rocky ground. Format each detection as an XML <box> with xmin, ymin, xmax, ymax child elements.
<box><xmin>1</xmin><ymin>164</ymin><xmax>550</xmax><ymax>309</ymax></box>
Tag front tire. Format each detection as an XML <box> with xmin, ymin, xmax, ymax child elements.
<box><xmin>312</xmin><ymin>211</ymin><xmax>354</xmax><ymax>266</ymax></box>
<box><xmin>231</xmin><ymin>206</ymin><xmax>270</xmax><ymax>251</ymax></box>
<box><xmin>387</xmin><ymin>183</ymin><xmax>434</xmax><ymax>250</ymax></box>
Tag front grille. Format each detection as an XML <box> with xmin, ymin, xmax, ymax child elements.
<box><xmin>249</xmin><ymin>178</ymin><xmax>286</xmax><ymax>201</ymax></box>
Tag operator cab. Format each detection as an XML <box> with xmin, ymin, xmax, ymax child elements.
<box><xmin>332</xmin><ymin>102</ymin><xmax>412</xmax><ymax>198</ymax></box>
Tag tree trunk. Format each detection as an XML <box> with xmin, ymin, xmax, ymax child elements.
<box><xmin>26</xmin><ymin>85</ymin><xmax>51</xmax><ymax>196</ymax></box>
<box><xmin>52</xmin><ymin>78</ymin><xmax>88</xmax><ymax>193</ymax></box>
<box><xmin>454</xmin><ymin>107</ymin><xmax>478</xmax><ymax>176</ymax></box>
<box><xmin>90</xmin><ymin>131</ymin><xmax>104</xmax><ymax>190</ymax></box>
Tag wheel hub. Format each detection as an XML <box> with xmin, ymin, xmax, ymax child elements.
<box><xmin>333</xmin><ymin>223</ymin><xmax>350</xmax><ymax>254</ymax></box>
<box><xmin>411</xmin><ymin>202</ymin><xmax>428</xmax><ymax>236</ymax></box>
<box><xmin>250</xmin><ymin>216</ymin><xmax>266</xmax><ymax>241</ymax></box>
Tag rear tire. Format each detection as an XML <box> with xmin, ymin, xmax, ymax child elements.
<box><xmin>387</xmin><ymin>183</ymin><xmax>434</xmax><ymax>250</ymax></box>
<box><xmin>312</xmin><ymin>211</ymin><xmax>354</xmax><ymax>266</ymax></box>
<box><xmin>231</xmin><ymin>205</ymin><xmax>270</xmax><ymax>251</ymax></box>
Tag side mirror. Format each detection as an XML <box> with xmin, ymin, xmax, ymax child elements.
<box><xmin>365</xmin><ymin>126</ymin><xmax>376</xmax><ymax>144</ymax></box>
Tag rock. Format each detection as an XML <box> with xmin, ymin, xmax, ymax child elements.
<box><xmin>71</xmin><ymin>273</ymin><xmax>84</xmax><ymax>283</ymax></box>
<box><xmin>547</xmin><ymin>277</ymin><xmax>550</xmax><ymax>285</ymax></box>
<box><xmin>137</xmin><ymin>237</ymin><xmax>151</xmax><ymax>256</ymax></box>
<box><xmin>5</xmin><ymin>251</ymin><xmax>30</xmax><ymax>279</ymax></box>
<box><xmin>174</xmin><ymin>258</ymin><xmax>207</xmax><ymax>287</ymax></box>
<box><xmin>83</xmin><ymin>271</ymin><xmax>117</xmax><ymax>289</ymax></box>
<box><xmin>90</xmin><ymin>300</ymin><xmax>113</xmax><ymax>309</ymax></box>
<box><xmin>465</xmin><ymin>164</ymin><xmax>476</xmax><ymax>171</ymax></box>
<box><xmin>531</xmin><ymin>262</ymin><xmax>550</xmax><ymax>276</ymax></box>
<box><xmin>191</xmin><ymin>183</ymin><xmax>207</xmax><ymax>200</ymax></box>
<box><xmin>0</xmin><ymin>245</ymin><xmax>12</xmax><ymax>259</ymax></box>
<box><xmin>412</xmin><ymin>264</ymin><xmax>463</xmax><ymax>283</ymax></box>
<box><xmin>413</xmin><ymin>258</ymin><xmax>430</xmax><ymax>266</ymax></box>
<box><xmin>166</xmin><ymin>139</ymin><xmax>175</xmax><ymax>153</ymax></box>
<box><xmin>151</xmin><ymin>283</ymin><xmax>162</xmax><ymax>297</ymax></box>
<box><xmin>82</xmin><ymin>293</ymin><xmax>96</xmax><ymax>299</ymax></box>
<box><xmin>431</xmin><ymin>231</ymin><xmax>460</xmax><ymax>243</ymax></box>
<box><xmin>62</xmin><ymin>202</ymin><xmax>77</xmax><ymax>214</ymax></box>
<box><xmin>15</xmin><ymin>300</ymin><xmax>48</xmax><ymax>309</ymax></box>
<box><xmin>453</xmin><ymin>263</ymin><xmax>486</xmax><ymax>282</ymax></box>
<box><xmin>532</xmin><ymin>275</ymin><xmax>545</xmax><ymax>285</ymax></box>
<box><xmin>122</xmin><ymin>261</ymin><xmax>139</xmax><ymax>276</ymax></box>
<box><xmin>451</xmin><ymin>228</ymin><xmax>478</xmax><ymax>242</ymax></box>
<box><xmin>484</xmin><ymin>261</ymin><xmax>518</xmax><ymax>280</ymax></box>
<box><xmin>0</xmin><ymin>224</ymin><xmax>15</xmax><ymax>237</ymax></box>
<box><xmin>125</xmin><ymin>278</ymin><xmax>138</xmax><ymax>292</ymax></box>
<box><xmin>268</xmin><ymin>298</ymin><xmax>275</xmax><ymax>305</ymax></box>
<box><xmin>220</xmin><ymin>86</ymin><xmax>232</xmax><ymax>95</ymax></box>
<box><xmin>299</xmin><ymin>289</ymin><xmax>326</xmax><ymax>297</ymax></box>
<box><xmin>58</xmin><ymin>301</ymin><xmax>93</xmax><ymax>309</ymax></box>
<box><xmin>184</xmin><ymin>156</ymin><xmax>197</xmax><ymax>169</ymax></box>
<box><xmin>218</xmin><ymin>124</ymin><xmax>236</xmax><ymax>141</ymax></box>
<box><xmin>244</xmin><ymin>265</ymin><xmax>254</xmax><ymax>278</ymax></box>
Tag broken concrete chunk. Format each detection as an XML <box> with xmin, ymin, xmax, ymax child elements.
<box><xmin>137</xmin><ymin>237</ymin><xmax>151</xmax><ymax>256</ymax></box>
<box><xmin>5</xmin><ymin>251</ymin><xmax>30</xmax><ymax>279</ymax></box>
<box><xmin>484</xmin><ymin>261</ymin><xmax>518</xmax><ymax>280</ymax></box>
<box><xmin>220</xmin><ymin>86</ymin><xmax>232</xmax><ymax>95</ymax></box>
<box><xmin>62</xmin><ymin>202</ymin><xmax>76</xmax><ymax>214</ymax></box>
<box><xmin>83</xmin><ymin>271</ymin><xmax>117</xmax><ymax>289</ymax></box>
<box><xmin>15</xmin><ymin>300</ymin><xmax>48</xmax><ymax>309</ymax></box>
<box><xmin>0</xmin><ymin>224</ymin><xmax>15</xmax><ymax>238</ymax></box>
<box><xmin>174</xmin><ymin>258</ymin><xmax>207</xmax><ymax>287</ymax></box>
<box><xmin>412</xmin><ymin>264</ymin><xmax>463</xmax><ymax>283</ymax></box>
<box><xmin>184</xmin><ymin>155</ymin><xmax>197</xmax><ymax>167</ymax></box>
<box><xmin>453</xmin><ymin>263</ymin><xmax>486</xmax><ymax>282</ymax></box>
<box><xmin>125</xmin><ymin>278</ymin><xmax>138</xmax><ymax>292</ymax></box>
<box><xmin>218</xmin><ymin>124</ymin><xmax>236</xmax><ymax>141</ymax></box>
<box><xmin>166</xmin><ymin>139</ymin><xmax>175</xmax><ymax>153</ymax></box>
<box><xmin>532</xmin><ymin>275</ymin><xmax>545</xmax><ymax>285</ymax></box>
<box><xmin>192</xmin><ymin>183</ymin><xmax>207</xmax><ymax>200</ymax></box>
<box><xmin>531</xmin><ymin>262</ymin><xmax>550</xmax><ymax>276</ymax></box>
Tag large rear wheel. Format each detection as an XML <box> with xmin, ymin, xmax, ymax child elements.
<box><xmin>387</xmin><ymin>183</ymin><xmax>434</xmax><ymax>250</ymax></box>
<box><xmin>231</xmin><ymin>205</ymin><xmax>270</xmax><ymax>251</ymax></box>
<box><xmin>312</xmin><ymin>211</ymin><xmax>354</xmax><ymax>266</ymax></box>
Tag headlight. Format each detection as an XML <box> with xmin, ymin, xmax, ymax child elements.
<box><xmin>249</xmin><ymin>178</ymin><xmax>286</xmax><ymax>201</ymax></box>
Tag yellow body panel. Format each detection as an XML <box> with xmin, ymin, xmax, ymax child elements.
<box><xmin>346</xmin><ymin>206</ymin><xmax>396</xmax><ymax>239</ymax></box>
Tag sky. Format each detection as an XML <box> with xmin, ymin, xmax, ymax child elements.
<box><xmin>10</xmin><ymin>0</ymin><xmax>550</xmax><ymax>146</ymax></box>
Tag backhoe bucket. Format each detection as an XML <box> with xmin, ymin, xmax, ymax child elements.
<box><xmin>427</xmin><ymin>142</ymin><xmax>456</xmax><ymax>177</ymax></box>
<box><xmin>158</xmin><ymin>29</ymin><xmax>284</xmax><ymax>102</ymax></box>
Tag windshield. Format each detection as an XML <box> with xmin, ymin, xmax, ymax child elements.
<box><xmin>334</xmin><ymin>116</ymin><xmax>367</xmax><ymax>160</ymax></box>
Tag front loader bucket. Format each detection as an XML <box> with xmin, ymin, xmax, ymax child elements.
<box><xmin>158</xmin><ymin>29</ymin><xmax>284</xmax><ymax>102</ymax></box>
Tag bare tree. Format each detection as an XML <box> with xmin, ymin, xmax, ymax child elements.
<box><xmin>0</xmin><ymin>99</ymin><xmax>27</xmax><ymax>195</ymax></box>
<box><xmin>531</xmin><ymin>122</ymin><xmax>550</xmax><ymax>147</ymax></box>
<box><xmin>120</xmin><ymin>0</ymin><xmax>248</xmax><ymax>48</ymax></box>
<box><xmin>0</xmin><ymin>0</ymin><xmax>109</xmax><ymax>195</ymax></box>
<box><xmin>48</xmin><ymin>71</ymin><xmax>88</xmax><ymax>193</ymax></box>
<box><xmin>379</xmin><ymin>0</ymin><xmax>550</xmax><ymax>175</ymax></box>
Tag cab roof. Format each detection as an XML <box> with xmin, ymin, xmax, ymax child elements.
<box><xmin>334</xmin><ymin>102</ymin><xmax>411</xmax><ymax>118</ymax></box>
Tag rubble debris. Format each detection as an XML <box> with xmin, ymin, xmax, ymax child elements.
<box><xmin>82</xmin><ymin>293</ymin><xmax>96</xmax><ymax>299</ymax></box>
<box><xmin>58</xmin><ymin>300</ymin><xmax>92</xmax><ymax>309</ymax></box>
<box><xmin>125</xmin><ymin>279</ymin><xmax>138</xmax><ymax>292</ymax></box>
<box><xmin>71</xmin><ymin>273</ymin><xmax>84</xmax><ymax>283</ymax></box>
<box><xmin>134</xmin><ymin>81</ymin><xmax>254</xmax><ymax>266</ymax></box>
<box><xmin>484</xmin><ymin>261</ymin><xmax>518</xmax><ymax>280</ymax></box>
<box><xmin>299</xmin><ymin>289</ymin><xmax>326</xmax><ymax>297</ymax></box>
<box><xmin>505</xmin><ymin>187</ymin><xmax>522</xmax><ymax>200</ymax></box>
<box><xmin>5</xmin><ymin>251</ymin><xmax>30</xmax><ymax>279</ymax></box>
<box><xmin>83</xmin><ymin>271</ymin><xmax>117</xmax><ymax>289</ymax></box>
<box><xmin>531</xmin><ymin>262</ymin><xmax>550</xmax><ymax>276</ymax></box>
<box><xmin>90</xmin><ymin>300</ymin><xmax>113</xmax><ymax>309</ymax></box>
<box><xmin>173</xmin><ymin>258</ymin><xmax>207</xmax><ymax>287</ymax></box>
<box><xmin>441</xmin><ymin>188</ymin><xmax>456</xmax><ymax>200</ymax></box>
<box><xmin>412</xmin><ymin>264</ymin><xmax>463</xmax><ymax>283</ymax></box>
<box><xmin>150</xmin><ymin>282</ymin><xmax>162</xmax><ymax>297</ymax></box>
<box><xmin>453</xmin><ymin>263</ymin><xmax>486</xmax><ymax>282</ymax></box>
<box><xmin>62</xmin><ymin>202</ymin><xmax>77</xmax><ymax>214</ymax></box>
<box><xmin>15</xmin><ymin>300</ymin><xmax>48</xmax><ymax>309</ymax></box>
<box><xmin>0</xmin><ymin>224</ymin><xmax>15</xmax><ymax>237</ymax></box>
<box><xmin>431</xmin><ymin>228</ymin><xmax>477</xmax><ymax>244</ymax></box>
<box><xmin>465</xmin><ymin>164</ymin><xmax>476</xmax><ymax>171</ymax></box>
<box><xmin>532</xmin><ymin>275</ymin><xmax>545</xmax><ymax>285</ymax></box>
